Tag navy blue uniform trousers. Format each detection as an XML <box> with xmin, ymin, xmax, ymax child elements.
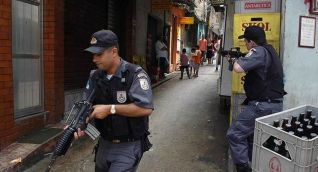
<box><xmin>95</xmin><ymin>138</ymin><xmax>143</xmax><ymax>172</ymax></box>
<box><xmin>226</xmin><ymin>100</ymin><xmax>283</xmax><ymax>164</ymax></box>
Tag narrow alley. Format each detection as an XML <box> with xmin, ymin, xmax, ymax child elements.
<box><xmin>25</xmin><ymin>65</ymin><xmax>229</xmax><ymax>172</ymax></box>
<box><xmin>139</xmin><ymin>65</ymin><xmax>228</xmax><ymax>172</ymax></box>
<box><xmin>1</xmin><ymin>1</ymin><xmax>318</xmax><ymax>172</ymax></box>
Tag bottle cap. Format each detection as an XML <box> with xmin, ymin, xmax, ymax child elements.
<box><xmin>310</xmin><ymin>133</ymin><xmax>317</xmax><ymax>139</ymax></box>
<box><xmin>273</xmin><ymin>120</ymin><xmax>280</xmax><ymax>128</ymax></box>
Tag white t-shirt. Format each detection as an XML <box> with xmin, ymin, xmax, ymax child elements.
<box><xmin>106</xmin><ymin>74</ymin><xmax>113</xmax><ymax>80</ymax></box>
<box><xmin>155</xmin><ymin>40</ymin><xmax>168</xmax><ymax>59</ymax></box>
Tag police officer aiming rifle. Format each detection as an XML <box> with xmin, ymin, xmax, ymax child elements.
<box><xmin>225</xmin><ymin>26</ymin><xmax>286</xmax><ymax>172</ymax></box>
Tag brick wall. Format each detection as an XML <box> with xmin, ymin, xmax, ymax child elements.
<box><xmin>43</xmin><ymin>0</ymin><xmax>65</xmax><ymax>123</ymax></box>
<box><xmin>0</xmin><ymin>0</ymin><xmax>136</xmax><ymax>150</ymax></box>
<box><xmin>0</xmin><ymin>0</ymin><xmax>16</xmax><ymax>150</ymax></box>
<box><xmin>0</xmin><ymin>0</ymin><xmax>65</xmax><ymax>150</ymax></box>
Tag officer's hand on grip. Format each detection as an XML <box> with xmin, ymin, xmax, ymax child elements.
<box><xmin>74</xmin><ymin>128</ymin><xmax>86</xmax><ymax>140</ymax></box>
<box><xmin>73</xmin><ymin>105</ymin><xmax>110</xmax><ymax>140</ymax></box>
<box><xmin>90</xmin><ymin>105</ymin><xmax>111</xmax><ymax>120</ymax></box>
<box><xmin>70</xmin><ymin>117</ymin><xmax>89</xmax><ymax>140</ymax></box>
<box><xmin>224</xmin><ymin>54</ymin><xmax>231</xmax><ymax>61</ymax></box>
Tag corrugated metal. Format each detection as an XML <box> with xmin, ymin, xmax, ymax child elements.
<box><xmin>12</xmin><ymin>0</ymin><xmax>43</xmax><ymax>118</ymax></box>
<box><xmin>64</xmin><ymin>0</ymin><xmax>108</xmax><ymax>90</ymax></box>
<box><xmin>107</xmin><ymin>0</ymin><xmax>121</xmax><ymax>32</ymax></box>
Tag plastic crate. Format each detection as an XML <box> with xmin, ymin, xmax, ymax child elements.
<box><xmin>252</xmin><ymin>105</ymin><xmax>318</xmax><ymax>172</ymax></box>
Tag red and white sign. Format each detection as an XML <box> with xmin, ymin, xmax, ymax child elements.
<box><xmin>245</xmin><ymin>2</ymin><xmax>272</xmax><ymax>9</ymax></box>
<box><xmin>269</xmin><ymin>157</ymin><xmax>281</xmax><ymax>172</ymax></box>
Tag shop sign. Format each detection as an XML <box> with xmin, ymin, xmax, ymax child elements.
<box><xmin>242</xmin><ymin>22</ymin><xmax>270</xmax><ymax>31</ymax></box>
<box><xmin>232</xmin><ymin>13</ymin><xmax>281</xmax><ymax>94</ymax></box>
<box><xmin>180</xmin><ymin>17</ymin><xmax>194</xmax><ymax>24</ymax></box>
<box><xmin>245</xmin><ymin>2</ymin><xmax>272</xmax><ymax>9</ymax></box>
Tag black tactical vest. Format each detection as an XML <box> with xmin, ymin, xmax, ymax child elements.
<box><xmin>244</xmin><ymin>44</ymin><xmax>286</xmax><ymax>101</ymax></box>
<box><xmin>93</xmin><ymin>63</ymin><xmax>149</xmax><ymax>140</ymax></box>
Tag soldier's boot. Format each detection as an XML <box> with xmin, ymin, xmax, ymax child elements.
<box><xmin>236</xmin><ymin>163</ymin><xmax>252</xmax><ymax>172</ymax></box>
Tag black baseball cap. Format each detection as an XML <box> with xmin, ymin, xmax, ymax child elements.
<box><xmin>84</xmin><ymin>29</ymin><xmax>118</xmax><ymax>54</ymax></box>
<box><xmin>238</xmin><ymin>26</ymin><xmax>266</xmax><ymax>43</ymax></box>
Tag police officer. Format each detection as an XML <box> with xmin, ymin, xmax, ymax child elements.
<box><xmin>226</xmin><ymin>26</ymin><xmax>286</xmax><ymax>172</ymax></box>
<box><xmin>75</xmin><ymin>30</ymin><xmax>154</xmax><ymax>172</ymax></box>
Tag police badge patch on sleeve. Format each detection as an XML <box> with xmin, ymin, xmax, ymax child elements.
<box><xmin>245</xmin><ymin>51</ymin><xmax>253</xmax><ymax>57</ymax></box>
<box><xmin>117</xmin><ymin>91</ymin><xmax>127</xmax><ymax>103</ymax></box>
<box><xmin>245</xmin><ymin>48</ymin><xmax>256</xmax><ymax>57</ymax></box>
<box><xmin>139</xmin><ymin>78</ymin><xmax>149</xmax><ymax>90</ymax></box>
<box><xmin>137</xmin><ymin>72</ymin><xmax>148</xmax><ymax>78</ymax></box>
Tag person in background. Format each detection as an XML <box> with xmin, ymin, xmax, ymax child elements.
<box><xmin>179</xmin><ymin>48</ymin><xmax>191</xmax><ymax>79</ymax></box>
<box><xmin>214</xmin><ymin>36</ymin><xmax>222</xmax><ymax>66</ymax></box>
<box><xmin>155</xmin><ymin>35</ymin><xmax>169</xmax><ymax>79</ymax></box>
<box><xmin>193</xmin><ymin>45</ymin><xmax>202</xmax><ymax>77</ymax></box>
<box><xmin>206</xmin><ymin>39</ymin><xmax>214</xmax><ymax>65</ymax></box>
<box><xmin>189</xmin><ymin>47</ymin><xmax>196</xmax><ymax>76</ymax></box>
<box><xmin>198</xmin><ymin>35</ymin><xmax>207</xmax><ymax>65</ymax></box>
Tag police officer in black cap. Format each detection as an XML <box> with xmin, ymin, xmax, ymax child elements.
<box><xmin>226</xmin><ymin>26</ymin><xmax>286</xmax><ymax>172</ymax></box>
<box><xmin>75</xmin><ymin>29</ymin><xmax>154</xmax><ymax>172</ymax></box>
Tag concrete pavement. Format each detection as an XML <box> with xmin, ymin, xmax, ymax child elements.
<box><xmin>25</xmin><ymin>64</ymin><xmax>229</xmax><ymax>172</ymax></box>
<box><xmin>138</xmin><ymin>64</ymin><xmax>228</xmax><ymax>172</ymax></box>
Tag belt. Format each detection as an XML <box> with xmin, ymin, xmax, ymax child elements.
<box><xmin>105</xmin><ymin>137</ymin><xmax>140</xmax><ymax>144</ymax></box>
<box><xmin>257</xmin><ymin>98</ymin><xmax>283</xmax><ymax>103</ymax></box>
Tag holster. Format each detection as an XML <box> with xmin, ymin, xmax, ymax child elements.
<box><xmin>92</xmin><ymin>140</ymin><xmax>100</xmax><ymax>162</ymax></box>
<box><xmin>140</xmin><ymin>134</ymin><xmax>152</xmax><ymax>153</ymax></box>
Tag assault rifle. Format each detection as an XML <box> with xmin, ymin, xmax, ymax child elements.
<box><xmin>46</xmin><ymin>87</ymin><xmax>100</xmax><ymax>172</ymax></box>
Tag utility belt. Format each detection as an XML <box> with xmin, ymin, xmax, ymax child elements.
<box><xmin>92</xmin><ymin>136</ymin><xmax>142</xmax><ymax>162</ymax></box>
<box><xmin>243</xmin><ymin>98</ymin><xmax>283</xmax><ymax>105</ymax></box>
<box><xmin>103</xmin><ymin>136</ymin><xmax>141</xmax><ymax>144</ymax></box>
<box><xmin>93</xmin><ymin>134</ymin><xmax>152</xmax><ymax>162</ymax></box>
<box><xmin>256</xmin><ymin>98</ymin><xmax>283</xmax><ymax>103</ymax></box>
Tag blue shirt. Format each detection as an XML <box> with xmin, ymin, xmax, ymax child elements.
<box><xmin>237</xmin><ymin>46</ymin><xmax>272</xmax><ymax>80</ymax></box>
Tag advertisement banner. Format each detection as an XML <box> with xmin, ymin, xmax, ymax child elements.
<box><xmin>232</xmin><ymin>13</ymin><xmax>281</xmax><ymax>93</ymax></box>
<box><xmin>180</xmin><ymin>17</ymin><xmax>194</xmax><ymax>24</ymax></box>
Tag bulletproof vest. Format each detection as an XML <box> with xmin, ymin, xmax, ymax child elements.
<box><xmin>244</xmin><ymin>44</ymin><xmax>286</xmax><ymax>101</ymax></box>
<box><xmin>93</xmin><ymin>63</ymin><xmax>149</xmax><ymax>139</ymax></box>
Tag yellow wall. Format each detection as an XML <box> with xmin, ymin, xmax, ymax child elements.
<box><xmin>232</xmin><ymin>13</ymin><xmax>281</xmax><ymax>93</ymax></box>
<box><xmin>230</xmin><ymin>13</ymin><xmax>281</xmax><ymax>124</ymax></box>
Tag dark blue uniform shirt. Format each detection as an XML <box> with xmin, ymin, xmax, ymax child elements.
<box><xmin>237</xmin><ymin>46</ymin><xmax>272</xmax><ymax>80</ymax></box>
<box><xmin>83</xmin><ymin>59</ymin><xmax>154</xmax><ymax>109</ymax></box>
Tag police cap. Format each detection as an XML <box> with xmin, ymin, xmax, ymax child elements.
<box><xmin>84</xmin><ymin>30</ymin><xmax>118</xmax><ymax>54</ymax></box>
<box><xmin>238</xmin><ymin>26</ymin><xmax>266</xmax><ymax>44</ymax></box>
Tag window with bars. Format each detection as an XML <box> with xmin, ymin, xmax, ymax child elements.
<box><xmin>12</xmin><ymin>0</ymin><xmax>43</xmax><ymax>118</ymax></box>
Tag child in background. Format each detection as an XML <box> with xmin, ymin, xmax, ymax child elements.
<box><xmin>179</xmin><ymin>48</ymin><xmax>191</xmax><ymax>79</ymax></box>
<box><xmin>193</xmin><ymin>45</ymin><xmax>202</xmax><ymax>77</ymax></box>
<box><xmin>190</xmin><ymin>48</ymin><xmax>196</xmax><ymax>76</ymax></box>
